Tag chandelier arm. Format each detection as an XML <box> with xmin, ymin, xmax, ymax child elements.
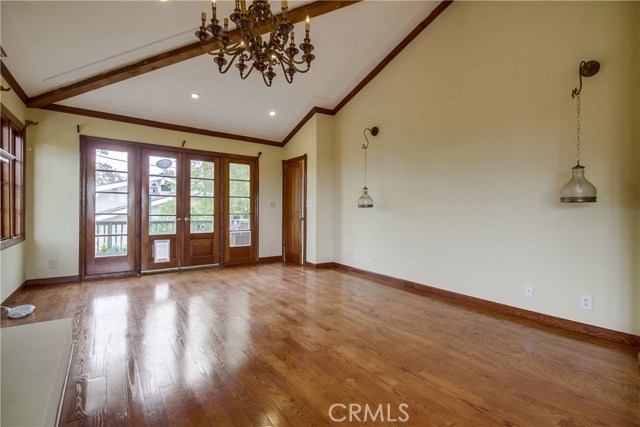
<box><xmin>278</xmin><ymin>57</ymin><xmax>310</xmax><ymax>74</ymax></box>
<box><xmin>240</xmin><ymin>62</ymin><xmax>256</xmax><ymax>80</ymax></box>
<box><xmin>217</xmin><ymin>51</ymin><xmax>242</xmax><ymax>74</ymax></box>
<box><xmin>261</xmin><ymin>70</ymin><xmax>273</xmax><ymax>87</ymax></box>
<box><xmin>278</xmin><ymin>60</ymin><xmax>294</xmax><ymax>84</ymax></box>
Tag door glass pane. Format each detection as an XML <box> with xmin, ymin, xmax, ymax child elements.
<box><xmin>229</xmin><ymin>214</ymin><xmax>250</xmax><ymax>230</ymax></box>
<box><xmin>95</xmin><ymin>237</ymin><xmax>128</xmax><ymax>257</ymax></box>
<box><xmin>96</xmin><ymin>149</ymin><xmax>128</xmax><ymax>172</ymax></box>
<box><xmin>150</xmin><ymin>196</ymin><xmax>176</xmax><ymax>215</ymax></box>
<box><xmin>149</xmin><ymin>216</ymin><xmax>176</xmax><ymax>235</ymax></box>
<box><xmin>190</xmin><ymin>160</ymin><xmax>214</xmax><ymax>179</ymax></box>
<box><xmin>190</xmin><ymin>197</ymin><xmax>214</xmax><ymax>215</ymax></box>
<box><xmin>228</xmin><ymin>162</ymin><xmax>251</xmax><ymax>244</ymax></box>
<box><xmin>190</xmin><ymin>179</ymin><xmax>214</xmax><ymax>196</ymax></box>
<box><xmin>229</xmin><ymin>180</ymin><xmax>250</xmax><ymax>197</ymax></box>
<box><xmin>189</xmin><ymin>160</ymin><xmax>215</xmax><ymax>235</ymax></box>
<box><xmin>149</xmin><ymin>156</ymin><xmax>177</xmax><ymax>177</ymax></box>
<box><xmin>229</xmin><ymin>163</ymin><xmax>250</xmax><ymax>180</ymax></box>
<box><xmin>96</xmin><ymin>171</ymin><xmax>128</xmax><ymax>192</ymax></box>
<box><xmin>191</xmin><ymin>216</ymin><xmax>214</xmax><ymax>233</ymax></box>
<box><xmin>149</xmin><ymin>177</ymin><xmax>177</xmax><ymax>196</ymax></box>
<box><xmin>229</xmin><ymin>197</ymin><xmax>250</xmax><ymax>214</ymax></box>
<box><xmin>96</xmin><ymin>192</ymin><xmax>128</xmax><ymax>214</ymax></box>
<box><xmin>94</xmin><ymin>148</ymin><xmax>128</xmax><ymax>258</ymax></box>
<box><xmin>95</xmin><ymin>215</ymin><xmax>128</xmax><ymax>235</ymax></box>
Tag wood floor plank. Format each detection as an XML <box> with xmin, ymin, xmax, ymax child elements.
<box><xmin>2</xmin><ymin>264</ymin><xmax>638</xmax><ymax>426</ymax></box>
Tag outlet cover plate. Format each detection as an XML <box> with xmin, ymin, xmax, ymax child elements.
<box><xmin>581</xmin><ymin>295</ymin><xmax>593</xmax><ymax>310</ymax></box>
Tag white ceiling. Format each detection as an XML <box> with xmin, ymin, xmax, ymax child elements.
<box><xmin>1</xmin><ymin>1</ymin><xmax>441</xmax><ymax>142</ymax></box>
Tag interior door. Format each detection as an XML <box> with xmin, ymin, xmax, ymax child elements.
<box><xmin>141</xmin><ymin>150</ymin><xmax>220</xmax><ymax>271</ymax></box>
<box><xmin>283</xmin><ymin>156</ymin><xmax>305</xmax><ymax>265</ymax></box>
<box><xmin>83</xmin><ymin>140</ymin><xmax>137</xmax><ymax>276</ymax></box>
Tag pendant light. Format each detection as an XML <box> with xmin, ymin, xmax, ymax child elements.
<box><xmin>560</xmin><ymin>60</ymin><xmax>599</xmax><ymax>203</ymax></box>
<box><xmin>358</xmin><ymin>126</ymin><xmax>379</xmax><ymax>208</ymax></box>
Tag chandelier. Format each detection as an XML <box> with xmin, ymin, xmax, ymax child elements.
<box><xmin>195</xmin><ymin>0</ymin><xmax>315</xmax><ymax>87</ymax></box>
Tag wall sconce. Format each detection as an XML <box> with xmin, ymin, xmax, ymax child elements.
<box><xmin>560</xmin><ymin>60</ymin><xmax>599</xmax><ymax>203</ymax></box>
<box><xmin>358</xmin><ymin>126</ymin><xmax>379</xmax><ymax>208</ymax></box>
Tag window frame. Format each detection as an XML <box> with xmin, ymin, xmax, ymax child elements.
<box><xmin>1</xmin><ymin>104</ymin><xmax>26</xmax><ymax>250</ymax></box>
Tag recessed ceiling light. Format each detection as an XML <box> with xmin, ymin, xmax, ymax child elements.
<box><xmin>269</xmin><ymin>111</ymin><xmax>276</xmax><ymax>116</ymax></box>
<box><xmin>191</xmin><ymin>93</ymin><xmax>200</xmax><ymax>99</ymax></box>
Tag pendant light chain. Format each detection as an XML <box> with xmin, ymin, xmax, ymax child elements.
<box><xmin>576</xmin><ymin>93</ymin><xmax>581</xmax><ymax>165</ymax></box>
<box><xmin>364</xmin><ymin>146</ymin><xmax>368</xmax><ymax>186</ymax></box>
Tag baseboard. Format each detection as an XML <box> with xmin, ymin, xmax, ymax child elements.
<box><xmin>24</xmin><ymin>275</ymin><xmax>81</xmax><ymax>287</ymax></box>
<box><xmin>304</xmin><ymin>261</ymin><xmax>334</xmax><ymax>269</ymax></box>
<box><xmin>333</xmin><ymin>263</ymin><xmax>640</xmax><ymax>351</ymax></box>
<box><xmin>258</xmin><ymin>256</ymin><xmax>283</xmax><ymax>264</ymax></box>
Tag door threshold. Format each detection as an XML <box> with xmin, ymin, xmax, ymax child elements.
<box><xmin>141</xmin><ymin>264</ymin><xmax>220</xmax><ymax>275</ymax></box>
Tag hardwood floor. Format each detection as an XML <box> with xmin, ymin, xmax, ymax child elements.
<box><xmin>2</xmin><ymin>264</ymin><xmax>639</xmax><ymax>426</ymax></box>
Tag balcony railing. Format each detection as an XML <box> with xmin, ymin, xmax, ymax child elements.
<box><xmin>95</xmin><ymin>219</ymin><xmax>213</xmax><ymax>257</ymax></box>
<box><xmin>94</xmin><ymin>219</ymin><xmax>246</xmax><ymax>256</ymax></box>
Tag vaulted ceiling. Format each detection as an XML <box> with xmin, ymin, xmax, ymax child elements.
<box><xmin>1</xmin><ymin>1</ymin><xmax>448</xmax><ymax>145</ymax></box>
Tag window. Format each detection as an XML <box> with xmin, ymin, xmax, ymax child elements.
<box><xmin>1</xmin><ymin>106</ymin><xmax>25</xmax><ymax>249</ymax></box>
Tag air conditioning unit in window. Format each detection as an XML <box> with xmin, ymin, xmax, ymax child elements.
<box><xmin>230</xmin><ymin>231</ymin><xmax>251</xmax><ymax>247</ymax></box>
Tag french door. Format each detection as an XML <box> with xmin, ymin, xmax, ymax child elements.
<box><xmin>141</xmin><ymin>149</ymin><xmax>220</xmax><ymax>271</ymax></box>
<box><xmin>223</xmin><ymin>158</ymin><xmax>257</xmax><ymax>264</ymax></box>
<box><xmin>81</xmin><ymin>136</ymin><xmax>258</xmax><ymax>278</ymax></box>
<box><xmin>83</xmin><ymin>140</ymin><xmax>138</xmax><ymax>276</ymax></box>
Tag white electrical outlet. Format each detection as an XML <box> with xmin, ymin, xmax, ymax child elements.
<box><xmin>581</xmin><ymin>295</ymin><xmax>593</xmax><ymax>310</ymax></box>
<box><xmin>524</xmin><ymin>285</ymin><xmax>534</xmax><ymax>298</ymax></box>
<box><xmin>371</xmin><ymin>257</ymin><xmax>378</xmax><ymax>266</ymax></box>
<box><xmin>354</xmin><ymin>252</ymin><xmax>359</xmax><ymax>261</ymax></box>
<box><xmin>48</xmin><ymin>259</ymin><xmax>58</xmax><ymax>269</ymax></box>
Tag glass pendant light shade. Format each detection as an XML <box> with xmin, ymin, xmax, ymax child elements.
<box><xmin>560</xmin><ymin>164</ymin><xmax>597</xmax><ymax>203</ymax></box>
<box><xmin>358</xmin><ymin>186</ymin><xmax>374</xmax><ymax>208</ymax></box>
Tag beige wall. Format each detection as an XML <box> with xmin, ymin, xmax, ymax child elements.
<box><xmin>24</xmin><ymin>108</ymin><xmax>283</xmax><ymax>280</ymax></box>
<box><xmin>332</xmin><ymin>1</ymin><xmax>640</xmax><ymax>334</ymax></box>
<box><xmin>0</xmin><ymin>76</ymin><xmax>28</xmax><ymax>301</ymax></box>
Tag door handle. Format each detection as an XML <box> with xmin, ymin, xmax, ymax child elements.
<box><xmin>184</xmin><ymin>217</ymin><xmax>190</xmax><ymax>222</ymax></box>
<box><xmin>177</xmin><ymin>218</ymin><xmax>182</xmax><ymax>221</ymax></box>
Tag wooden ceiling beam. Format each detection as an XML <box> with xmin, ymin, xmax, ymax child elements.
<box><xmin>26</xmin><ymin>1</ymin><xmax>361</xmax><ymax>109</ymax></box>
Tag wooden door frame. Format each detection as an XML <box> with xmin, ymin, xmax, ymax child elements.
<box><xmin>282</xmin><ymin>154</ymin><xmax>307</xmax><ymax>265</ymax></box>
